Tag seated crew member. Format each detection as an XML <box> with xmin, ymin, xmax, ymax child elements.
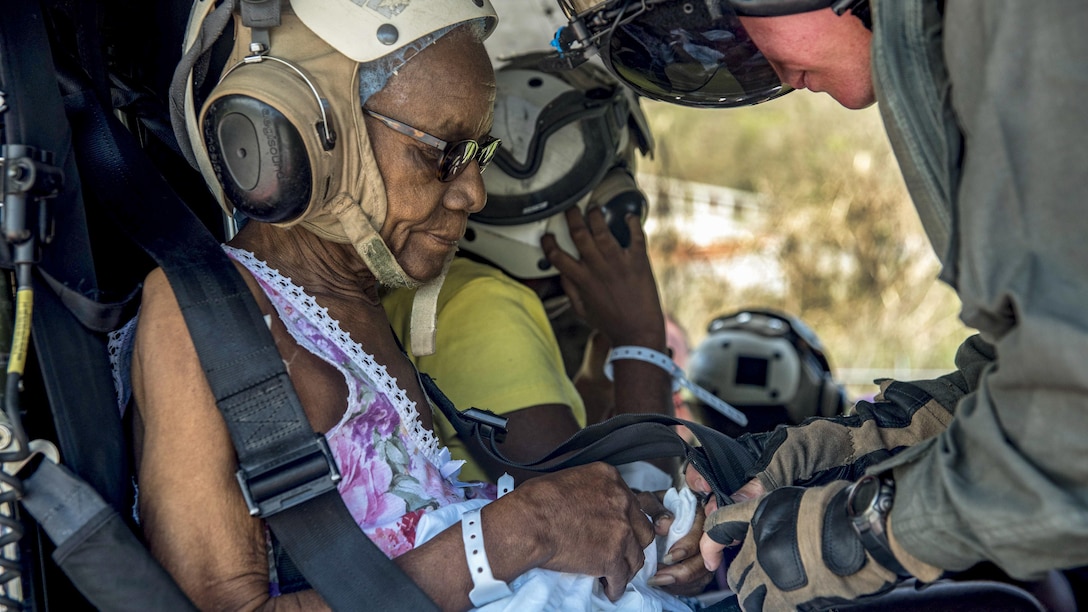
<box><xmin>683</xmin><ymin>309</ymin><xmax>846</xmax><ymax>438</ymax></box>
<box><xmin>383</xmin><ymin>53</ymin><xmax>669</xmax><ymax>485</ymax></box>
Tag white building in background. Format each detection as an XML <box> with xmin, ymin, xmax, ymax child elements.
<box><xmin>638</xmin><ymin>174</ymin><xmax>786</xmax><ymax>294</ymax></box>
<box><xmin>638</xmin><ymin>174</ymin><xmax>765</xmax><ymax>243</ymax></box>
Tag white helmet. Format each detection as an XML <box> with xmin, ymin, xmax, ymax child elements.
<box><xmin>458</xmin><ymin>52</ymin><xmax>653</xmax><ymax>279</ymax></box>
<box><xmin>685</xmin><ymin>309</ymin><xmax>846</xmax><ymax>435</ymax></box>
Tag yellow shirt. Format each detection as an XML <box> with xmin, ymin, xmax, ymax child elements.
<box><xmin>383</xmin><ymin>257</ymin><xmax>586</xmax><ymax>483</ymax></box>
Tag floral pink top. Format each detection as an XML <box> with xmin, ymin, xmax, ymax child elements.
<box><xmin>223</xmin><ymin>247</ymin><xmax>490</xmax><ymax>560</ymax></box>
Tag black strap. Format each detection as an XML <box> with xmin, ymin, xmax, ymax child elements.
<box><xmin>421</xmin><ymin>372</ymin><xmax>760</xmax><ymax>504</ymax></box>
<box><xmin>20</xmin><ymin>458</ymin><xmax>198</xmax><ymax>611</ymax></box>
<box><xmin>36</xmin><ymin>267</ymin><xmax>141</xmax><ymax>334</ymax></box>
<box><xmin>168</xmin><ymin>0</ymin><xmax>236</xmax><ymax>168</ymax></box>
<box><xmin>3</xmin><ymin>0</ymin><xmax>190</xmax><ymax>608</ymax></box>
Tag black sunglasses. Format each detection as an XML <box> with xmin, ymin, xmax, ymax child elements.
<box><xmin>363</xmin><ymin>108</ymin><xmax>501</xmax><ymax>182</ymax></box>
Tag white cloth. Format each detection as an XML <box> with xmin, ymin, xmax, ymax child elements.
<box><xmin>415</xmin><ymin>490</ymin><xmax>695</xmax><ymax>612</ymax></box>
<box><xmin>659</xmin><ymin>487</ymin><xmax>697</xmax><ymax>560</ymax></box>
<box><xmin>617</xmin><ymin>461</ymin><xmax>674</xmax><ymax>493</ymax></box>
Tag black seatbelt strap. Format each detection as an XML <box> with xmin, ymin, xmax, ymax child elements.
<box><xmin>19</xmin><ymin>457</ymin><xmax>198</xmax><ymax>611</ymax></box>
<box><xmin>36</xmin><ymin>267</ymin><xmax>141</xmax><ymax>333</ymax></box>
<box><xmin>420</xmin><ymin>371</ymin><xmax>760</xmax><ymax>504</ymax></box>
<box><xmin>65</xmin><ymin>83</ymin><xmax>438</xmax><ymax>610</ymax></box>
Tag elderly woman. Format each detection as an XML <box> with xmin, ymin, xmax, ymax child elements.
<box><xmin>124</xmin><ymin>1</ymin><xmax>661</xmax><ymax>610</ymax></box>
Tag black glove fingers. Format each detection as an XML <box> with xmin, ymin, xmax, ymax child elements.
<box><xmin>742</xmin><ymin>584</ymin><xmax>767</xmax><ymax>611</ymax></box>
<box><xmin>705</xmin><ymin>517</ymin><xmax>751</xmax><ymax>546</ymax></box>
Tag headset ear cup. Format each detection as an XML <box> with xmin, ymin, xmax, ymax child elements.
<box><xmin>203</xmin><ymin>94</ymin><xmax>314</xmax><ymax>223</ymax></box>
<box><xmin>198</xmin><ymin>58</ymin><xmax>340</xmax><ymax>225</ymax></box>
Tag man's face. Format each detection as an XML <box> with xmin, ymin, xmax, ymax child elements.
<box><xmin>738</xmin><ymin>8</ymin><xmax>876</xmax><ymax>109</ymax></box>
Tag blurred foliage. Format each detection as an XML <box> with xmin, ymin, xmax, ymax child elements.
<box><xmin>639</xmin><ymin>92</ymin><xmax>973</xmax><ymax>398</ymax></box>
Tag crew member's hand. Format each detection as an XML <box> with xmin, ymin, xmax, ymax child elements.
<box><xmin>637</xmin><ymin>491</ymin><xmax>715</xmax><ymax>596</ymax></box>
<box><xmin>501</xmin><ymin>462</ymin><xmax>655</xmax><ymax>601</ymax></box>
<box><xmin>683</xmin><ymin>378</ymin><xmax>955</xmax><ymax>516</ymax></box>
<box><xmin>541</xmin><ymin>206</ymin><xmax>664</xmax><ymax>349</ymax></box>
<box><xmin>684</xmin><ymin>463</ymin><xmax>766</xmax><ymax>514</ymax></box>
<box><xmin>700</xmin><ymin>481</ymin><xmax>938</xmax><ymax>611</ymax></box>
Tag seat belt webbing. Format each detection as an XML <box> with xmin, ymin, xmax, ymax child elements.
<box><xmin>3</xmin><ymin>0</ymin><xmax>192</xmax><ymax>608</ymax></box>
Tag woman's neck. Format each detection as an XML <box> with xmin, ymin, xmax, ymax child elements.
<box><xmin>229</xmin><ymin>221</ymin><xmax>382</xmax><ymax>307</ymax></box>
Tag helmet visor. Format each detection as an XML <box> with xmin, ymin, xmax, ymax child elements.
<box><xmin>598</xmin><ymin>1</ymin><xmax>791</xmax><ymax>107</ymax></box>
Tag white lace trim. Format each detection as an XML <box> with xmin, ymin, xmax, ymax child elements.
<box><xmin>222</xmin><ymin>246</ymin><xmax>442</xmax><ymax>465</ymax></box>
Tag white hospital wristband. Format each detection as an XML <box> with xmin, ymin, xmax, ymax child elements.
<box><xmin>604</xmin><ymin>345</ymin><xmax>683</xmax><ymax>391</ymax></box>
<box><xmin>605</xmin><ymin>345</ymin><xmax>749</xmax><ymax>427</ymax></box>
<box><xmin>462</xmin><ymin>507</ymin><xmax>512</xmax><ymax>606</ymax></box>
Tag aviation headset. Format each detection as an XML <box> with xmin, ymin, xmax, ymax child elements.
<box><xmin>172</xmin><ymin>0</ymin><xmax>497</xmax><ymax>245</ymax></box>
<box><xmin>685</xmin><ymin>309</ymin><xmax>847</xmax><ymax>435</ymax></box>
<box><xmin>170</xmin><ymin>0</ymin><xmax>497</xmax><ymax>355</ymax></box>
<box><xmin>549</xmin><ymin>0</ymin><xmax>869</xmax><ymax>108</ymax></box>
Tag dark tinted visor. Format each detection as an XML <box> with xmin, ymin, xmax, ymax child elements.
<box><xmin>601</xmin><ymin>1</ymin><xmax>791</xmax><ymax>107</ymax></box>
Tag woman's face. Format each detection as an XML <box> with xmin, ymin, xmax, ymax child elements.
<box><xmin>739</xmin><ymin>9</ymin><xmax>875</xmax><ymax>110</ymax></box>
<box><xmin>365</xmin><ymin>29</ymin><xmax>496</xmax><ymax>282</ymax></box>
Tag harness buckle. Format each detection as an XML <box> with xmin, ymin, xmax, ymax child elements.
<box><xmin>462</xmin><ymin>407</ymin><xmax>509</xmax><ymax>444</ymax></box>
<box><xmin>236</xmin><ymin>434</ymin><xmax>341</xmax><ymax>517</ymax></box>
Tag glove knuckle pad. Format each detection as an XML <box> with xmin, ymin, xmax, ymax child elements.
<box><xmin>821</xmin><ymin>485</ymin><xmax>867</xmax><ymax>576</ymax></box>
<box><xmin>742</xmin><ymin>584</ymin><xmax>767</xmax><ymax>612</ymax></box>
<box><xmin>752</xmin><ymin>487</ymin><xmax>808</xmax><ymax>591</ymax></box>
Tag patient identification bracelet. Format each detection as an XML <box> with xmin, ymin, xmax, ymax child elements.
<box><xmin>605</xmin><ymin>345</ymin><xmax>749</xmax><ymax>427</ymax></box>
<box><xmin>462</xmin><ymin>507</ymin><xmax>512</xmax><ymax>606</ymax></box>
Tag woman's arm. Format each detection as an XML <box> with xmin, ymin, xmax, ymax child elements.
<box><xmin>133</xmin><ymin>268</ymin><xmax>323</xmax><ymax>610</ymax></box>
<box><xmin>133</xmin><ymin>269</ymin><xmax>655</xmax><ymax>611</ymax></box>
<box><xmin>397</xmin><ymin>462</ymin><xmax>655</xmax><ymax>610</ymax></box>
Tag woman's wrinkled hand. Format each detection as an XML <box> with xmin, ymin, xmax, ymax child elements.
<box><xmin>637</xmin><ymin>491</ymin><xmax>715</xmax><ymax>597</ymax></box>
<box><xmin>541</xmin><ymin>207</ymin><xmax>664</xmax><ymax>348</ymax></box>
<box><xmin>501</xmin><ymin>462</ymin><xmax>655</xmax><ymax>602</ymax></box>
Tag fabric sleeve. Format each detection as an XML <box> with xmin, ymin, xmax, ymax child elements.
<box><xmin>875</xmin><ymin>0</ymin><xmax>1088</xmax><ymax>579</ymax></box>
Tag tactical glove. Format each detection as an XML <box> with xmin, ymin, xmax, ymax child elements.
<box><xmin>703</xmin><ymin>480</ymin><xmax>940</xmax><ymax>611</ymax></box>
<box><xmin>746</xmin><ymin>380</ymin><xmax>953</xmax><ymax>492</ymax></box>
<box><xmin>745</xmin><ymin>335</ymin><xmax>994</xmax><ymax>494</ymax></box>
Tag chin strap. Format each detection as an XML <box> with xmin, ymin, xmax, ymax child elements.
<box><xmin>169</xmin><ymin>0</ymin><xmax>235</xmax><ymax>170</ymax></box>
<box><xmin>832</xmin><ymin>0</ymin><xmax>872</xmax><ymax>29</ymax></box>
<box><xmin>410</xmin><ymin>251</ymin><xmax>455</xmax><ymax>356</ymax></box>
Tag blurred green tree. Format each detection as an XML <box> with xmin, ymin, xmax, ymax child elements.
<box><xmin>640</xmin><ymin>93</ymin><xmax>972</xmax><ymax>399</ymax></box>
